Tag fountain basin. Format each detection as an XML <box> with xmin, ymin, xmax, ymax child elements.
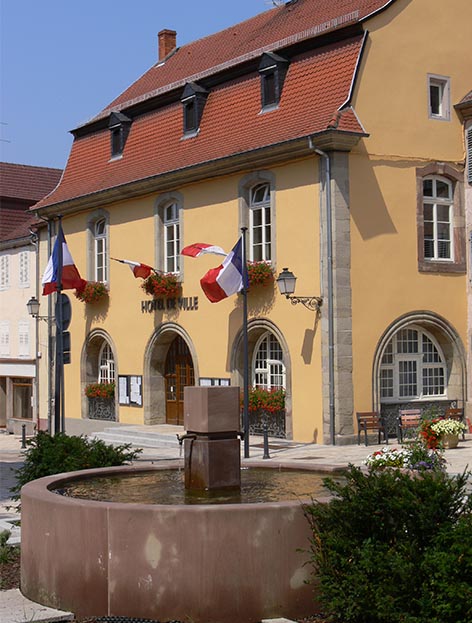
<box><xmin>21</xmin><ymin>462</ymin><xmax>335</xmax><ymax>623</ymax></box>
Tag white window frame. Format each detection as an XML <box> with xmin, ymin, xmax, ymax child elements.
<box><xmin>428</xmin><ymin>74</ymin><xmax>450</xmax><ymax>121</ymax></box>
<box><xmin>249</xmin><ymin>182</ymin><xmax>272</xmax><ymax>262</ymax></box>
<box><xmin>0</xmin><ymin>255</ymin><xmax>10</xmax><ymax>290</ymax></box>
<box><xmin>380</xmin><ymin>326</ymin><xmax>447</xmax><ymax>403</ymax></box>
<box><xmin>98</xmin><ymin>342</ymin><xmax>115</xmax><ymax>384</ymax></box>
<box><xmin>18</xmin><ymin>321</ymin><xmax>29</xmax><ymax>358</ymax></box>
<box><xmin>94</xmin><ymin>218</ymin><xmax>108</xmax><ymax>283</ymax></box>
<box><xmin>18</xmin><ymin>251</ymin><xmax>29</xmax><ymax>288</ymax></box>
<box><xmin>423</xmin><ymin>175</ymin><xmax>453</xmax><ymax>261</ymax></box>
<box><xmin>163</xmin><ymin>201</ymin><xmax>180</xmax><ymax>274</ymax></box>
<box><xmin>252</xmin><ymin>332</ymin><xmax>285</xmax><ymax>390</ymax></box>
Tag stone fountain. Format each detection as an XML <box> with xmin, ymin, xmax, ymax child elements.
<box><xmin>21</xmin><ymin>387</ymin><xmax>325</xmax><ymax>622</ymax></box>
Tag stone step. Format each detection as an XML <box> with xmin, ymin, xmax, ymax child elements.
<box><xmin>91</xmin><ymin>427</ymin><xmax>181</xmax><ymax>448</ymax></box>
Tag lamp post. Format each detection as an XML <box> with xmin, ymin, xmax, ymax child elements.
<box><xmin>27</xmin><ymin>296</ymin><xmax>54</xmax><ymax>433</ymax></box>
<box><xmin>276</xmin><ymin>268</ymin><xmax>323</xmax><ymax>311</ymax></box>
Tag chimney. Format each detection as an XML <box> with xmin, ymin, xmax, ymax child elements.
<box><xmin>158</xmin><ymin>29</ymin><xmax>177</xmax><ymax>61</ymax></box>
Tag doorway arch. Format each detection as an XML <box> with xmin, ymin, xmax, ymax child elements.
<box><xmin>144</xmin><ymin>323</ymin><xmax>198</xmax><ymax>425</ymax></box>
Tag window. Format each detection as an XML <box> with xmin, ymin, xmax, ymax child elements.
<box><xmin>0</xmin><ymin>255</ymin><xmax>9</xmax><ymax>290</ymax></box>
<box><xmin>423</xmin><ymin>176</ymin><xmax>453</xmax><ymax>261</ymax></box>
<box><xmin>380</xmin><ymin>327</ymin><xmax>446</xmax><ymax>401</ymax></box>
<box><xmin>417</xmin><ymin>164</ymin><xmax>465</xmax><ymax>273</ymax></box>
<box><xmin>94</xmin><ymin>218</ymin><xmax>108</xmax><ymax>282</ymax></box>
<box><xmin>258</xmin><ymin>52</ymin><xmax>289</xmax><ymax>111</ymax></box>
<box><xmin>18</xmin><ymin>321</ymin><xmax>29</xmax><ymax>358</ymax></box>
<box><xmin>98</xmin><ymin>342</ymin><xmax>115</xmax><ymax>384</ymax></box>
<box><xmin>253</xmin><ymin>332</ymin><xmax>285</xmax><ymax>390</ymax></box>
<box><xmin>163</xmin><ymin>202</ymin><xmax>180</xmax><ymax>273</ymax></box>
<box><xmin>249</xmin><ymin>183</ymin><xmax>272</xmax><ymax>261</ymax></box>
<box><xmin>428</xmin><ymin>75</ymin><xmax>450</xmax><ymax>120</ymax></box>
<box><xmin>108</xmin><ymin>112</ymin><xmax>132</xmax><ymax>159</ymax></box>
<box><xmin>181</xmin><ymin>82</ymin><xmax>208</xmax><ymax>136</ymax></box>
<box><xmin>18</xmin><ymin>251</ymin><xmax>29</xmax><ymax>287</ymax></box>
<box><xmin>0</xmin><ymin>322</ymin><xmax>10</xmax><ymax>357</ymax></box>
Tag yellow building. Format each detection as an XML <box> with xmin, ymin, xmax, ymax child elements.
<box><xmin>33</xmin><ymin>0</ymin><xmax>471</xmax><ymax>443</ymax></box>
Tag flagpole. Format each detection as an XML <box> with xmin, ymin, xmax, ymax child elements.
<box><xmin>54</xmin><ymin>217</ymin><xmax>64</xmax><ymax>434</ymax></box>
<box><xmin>241</xmin><ymin>227</ymin><xmax>250</xmax><ymax>459</ymax></box>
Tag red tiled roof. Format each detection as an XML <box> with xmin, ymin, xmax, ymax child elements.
<box><xmin>0</xmin><ymin>209</ymin><xmax>38</xmax><ymax>243</ymax></box>
<box><xmin>36</xmin><ymin>35</ymin><xmax>366</xmax><ymax>210</ymax></box>
<box><xmin>0</xmin><ymin>162</ymin><xmax>62</xmax><ymax>202</ymax></box>
<box><xmin>96</xmin><ymin>0</ymin><xmax>392</xmax><ymax>119</ymax></box>
<box><xmin>35</xmin><ymin>0</ymin><xmax>396</xmax><ymax>211</ymax></box>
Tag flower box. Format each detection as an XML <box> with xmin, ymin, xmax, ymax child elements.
<box><xmin>246</xmin><ymin>261</ymin><xmax>274</xmax><ymax>288</ymax></box>
<box><xmin>142</xmin><ymin>273</ymin><xmax>181</xmax><ymax>298</ymax></box>
<box><xmin>75</xmin><ymin>281</ymin><xmax>109</xmax><ymax>304</ymax></box>
<box><xmin>84</xmin><ymin>382</ymin><xmax>115</xmax><ymax>399</ymax></box>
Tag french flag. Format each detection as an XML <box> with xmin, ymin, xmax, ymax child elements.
<box><xmin>181</xmin><ymin>243</ymin><xmax>227</xmax><ymax>258</ymax></box>
<box><xmin>200</xmin><ymin>238</ymin><xmax>248</xmax><ymax>303</ymax></box>
<box><xmin>112</xmin><ymin>258</ymin><xmax>154</xmax><ymax>279</ymax></box>
<box><xmin>42</xmin><ymin>225</ymin><xmax>86</xmax><ymax>295</ymax></box>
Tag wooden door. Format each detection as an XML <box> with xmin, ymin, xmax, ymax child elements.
<box><xmin>165</xmin><ymin>336</ymin><xmax>194</xmax><ymax>425</ymax></box>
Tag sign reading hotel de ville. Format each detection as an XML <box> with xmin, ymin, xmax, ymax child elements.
<box><xmin>141</xmin><ymin>296</ymin><xmax>199</xmax><ymax>313</ymax></box>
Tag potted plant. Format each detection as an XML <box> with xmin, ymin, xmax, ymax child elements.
<box><xmin>246</xmin><ymin>261</ymin><xmax>274</xmax><ymax>288</ymax></box>
<box><xmin>142</xmin><ymin>272</ymin><xmax>181</xmax><ymax>298</ymax></box>
<box><xmin>84</xmin><ymin>382</ymin><xmax>115</xmax><ymax>399</ymax></box>
<box><xmin>419</xmin><ymin>416</ymin><xmax>443</xmax><ymax>449</ymax></box>
<box><xmin>75</xmin><ymin>281</ymin><xmax>109</xmax><ymax>304</ymax></box>
<box><xmin>431</xmin><ymin>418</ymin><xmax>466</xmax><ymax>449</ymax></box>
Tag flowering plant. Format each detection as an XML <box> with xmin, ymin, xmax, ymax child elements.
<box><xmin>84</xmin><ymin>382</ymin><xmax>115</xmax><ymax>399</ymax></box>
<box><xmin>365</xmin><ymin>441</ymin><xmax>446</xmax><ymax>472</ymax></box>
<box><xmin>246</xmin><ymin>261</ymin><xmax>274</xmax><ymax>288</ymax></box>
<box><xmin>419</xmin><ymin>417</ymin><xmax>442</xmax><ymax>449</ymax></box>
<box><xmin>245</xmin><ymin>387</ymin><xmax>285</xmax><ymax>413</ymax></box>
<box><xmin>142</xmin><ymin>272</ymin><xmax>181</xmax><ymax>298</ymax></box>
<box><xmin>431</xmin><ymin>418</ymin><xmax>466</xmax><ymax>437</ymax></box>
<box><xmin>75</xmin><ymin>281</ymin><xmax>108</xmax><ymax>304</ymax></box>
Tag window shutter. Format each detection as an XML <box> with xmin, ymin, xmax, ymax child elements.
<box><xmin>18</xmin><ymin>321</ymin><xmax>29</xmax><ymax>357</ymax></box>
<box><xmin>0</xmin><ymin>322</ymin><xmax>10</xmax><ymax>356</ymax></box>
<box><xmin>467</xmin><ymin>126</ymin><xmax>472</xmax><ymax>185</ymax></box>
<box><xmin>19</xmin><ymin>251</ymin><xmax>29</xmax><ymax>287</ymax></box>
<box><xmin>0</xmin><ymin>255</ymin><xmax>9</xmax><ymax>289</ymax></box>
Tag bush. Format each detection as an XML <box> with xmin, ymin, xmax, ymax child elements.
<box><xmin>304</xmin><ymin>465</ymin><xmax>472</xmax><ymax>623</ymax></box>
<box><xmin>11</xmin><ymin>431</ymin><xmax>141</xmax><ymax>501</ymax></box>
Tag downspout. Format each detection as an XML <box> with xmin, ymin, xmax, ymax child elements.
<box><xmin>308</xmin><ymin>138</ymin><xmax>335</xmax><ymax>445</ymax></box>
<box><xmin>29</xmin><ymin>228</ymin><xmax>39</xmax><ymax>429</ymax></box>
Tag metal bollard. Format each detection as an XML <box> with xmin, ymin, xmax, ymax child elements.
<box><xmin>21</xmin><ymin>423</ymin><xmax>27</xmax><ymax>449</ymax></box>
<box><xmin>262</xmin><ymin>420</ymin><xmax>271</xmax><ymax>460</ymax></box>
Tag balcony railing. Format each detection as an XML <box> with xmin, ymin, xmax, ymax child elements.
<box><xmin>88</xmin><ymin>397</ymin><xmax>116</xmax><ymax>421</ymax></box>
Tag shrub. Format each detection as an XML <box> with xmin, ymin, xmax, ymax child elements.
<box><xmin>304</xmin><ymin>465</ymin><xmax>472</xmax><ymax>623</ymax></box>
<box><xmin>10</xmin><ymin>431</ymin><xmax>141</xmax><ymax>502</ymax></box>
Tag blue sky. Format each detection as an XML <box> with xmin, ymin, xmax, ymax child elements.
<box><xmin>0</xmin><ymin>0</ymin><xmax>273</xmax><ymax>170</ymax></box>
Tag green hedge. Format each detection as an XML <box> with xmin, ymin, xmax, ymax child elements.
<box><xmin>304</xmin><ymin>465</ymin><xmax>472</xmax><ymax>623</ymax></box>
<box><xmin>11</xmin><ymin>431</ymin><xmax>141</xmax><ymax>501</ymax></box>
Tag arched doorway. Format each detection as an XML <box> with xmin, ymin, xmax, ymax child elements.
<box><xmin>81</xmin><ymin>330</ymin><xmax>118</xmax><ymax>422</ymax></box>
<box><xmin>164</xmin><ymin>335</ymin><xmax>194</xmax><ymax>425</ymax></box>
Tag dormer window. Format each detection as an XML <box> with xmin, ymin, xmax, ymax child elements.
<box><xmin>108</xmin><ymin>111</ymin><xmax>132</xmax><ymax>158</ymax></box>
<box><xmin>258</xmin><ymin>52</ymin><xmax>289</xmax><ymax>111</ymax></box>
<box><xmin>181</xmin><ymin>82</ymin><xmax>208</xmax><ymax>137</ymax></box>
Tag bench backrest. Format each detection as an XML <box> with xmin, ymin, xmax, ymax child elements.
<box><xmin>356</xmin><ymin>412</ymin><xmax>381</xmax><ymax>430</ymax></box>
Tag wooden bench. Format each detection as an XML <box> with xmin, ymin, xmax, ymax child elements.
<box><xmin>397</xmin><ymin>409</ymin><xmax>421</xmax><ymax>443</ymax></box>
<box><xmin>356</xmin><ymin>412</ymin><xmax>388</xmax><ymax>446</ymax></box>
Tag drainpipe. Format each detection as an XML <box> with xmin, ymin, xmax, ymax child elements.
<box><xmin>29</xmin><ymin>228</ymin><xmax>39</xmax><ymax>430</ymax></box>
<box><xmin>308</xmin><ymin>138</ymin><xmax>335</xmax><ymax>445</ymax></box>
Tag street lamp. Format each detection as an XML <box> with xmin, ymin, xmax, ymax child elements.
<box><xmin>276</xmin><ymin>267</ymin><xmax>323</xmax><ymax>311</ymax></box>
<box><xmin>26</xmin><ymin>296</ymin><xmax>53</xmax><ymax>321</ymax></box>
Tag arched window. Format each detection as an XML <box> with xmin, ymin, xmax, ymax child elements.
<box><xmin>252</xmin><ymin>332</ymin><xmax>285</xmax><ymax>389</ymax></box>
<box><xmin>94</xmin><ymin>218</ymin><xmax>108</xmax><ymax>282</ymax></box>
<box><xmin>249</xmin><ymin>182</ymin><xmax>271</xmax><ymax>262</ymax></box>
<box><xmin>380</xmin><ymin>326</ymin><xmax>446</xmax><ymax>402</ymax></box>
<box><xmin>98</xmin><ymin>342</ymin><xmax>115</xmax><ymax>384</ymax></box>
